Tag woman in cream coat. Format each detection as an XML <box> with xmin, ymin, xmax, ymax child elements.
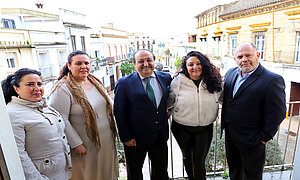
<box><xmin>168</xmin><ymin>51</ymin><xmax>222</xmax><ymax>180</ymax></box>
<box><xmin>50</xmin><ymin>50</ymin><xmax>118</xmax><ymax>180</ymax></box>
<box><xmin>1</xmin><ymin>68</ymin><xmax>71</xmax><ymax>180</ymax></box>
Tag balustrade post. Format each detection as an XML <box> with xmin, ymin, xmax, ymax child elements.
<box><xmin>0</xmin><ymin>86</ymin><xmax>25</xmax><ymax>179</ymax></box>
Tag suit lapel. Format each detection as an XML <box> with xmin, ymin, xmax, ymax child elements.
<box><xmin>132</xmin><ymin>72</ymin><xmax>147</xmax><ymax>95</ymax></box>
<box><xmin>227</xmin><ymin>68</ymin><xmax>238</xmax><ymax>100</ymax></box>
<box><xmin>154</xmin><ymin>71</ymin><xmax>167</xmax><ymax>109</ymax></box>
<box><xmin>155</xmin><ymin>71</ymin><xmax>167</xmax><ymax>95</ymax></box>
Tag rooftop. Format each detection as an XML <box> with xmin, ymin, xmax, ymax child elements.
<box><xmin>221</xmin><ymin>0</ymin><xmax>287</xmax><ymax>16</ymax></box>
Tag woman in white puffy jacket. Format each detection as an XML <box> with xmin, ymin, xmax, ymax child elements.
<box><xmin>1</xmin><ymin>68</ymin><xmax>72</xmax><ymax>180</ymax></box>
<box><xmin>168</xmin><ymin>51</ymin><xmax>222</xmax><ymax>180</ymax></box>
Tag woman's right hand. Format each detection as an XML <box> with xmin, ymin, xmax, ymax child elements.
<box><xmin>74</xmin><ymin>144</ymin><xmax>87</xmax><ymax>157</ymax></box>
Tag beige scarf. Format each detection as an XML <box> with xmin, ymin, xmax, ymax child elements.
<box><xmin>52</xmin><ymin>73</ymin><xmax>118</xmax><ymax>153</ymax></box>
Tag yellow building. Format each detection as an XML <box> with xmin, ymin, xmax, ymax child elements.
<box><xmin>196</xmin><ymin>0</ymin><xmax>300</xmax><ymax>115</ymax></box>
<box><xmin>195</xmin><ymin>0</ymin><xmax>300</xmax><ymax>65</ymax></box>
<box><xmin>0</xmin><ymin>28</ymin><xmax>34</xmax><ymax>80</ymax></box>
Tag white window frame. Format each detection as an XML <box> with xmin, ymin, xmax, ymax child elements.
<box><xmin>200</xmin><ymin>38</ymin><xmax>208</xmax><ymax>54</ymax></box>
<box><xmin>215</xmin><ymin>36</ymin><xmax>221</xmax><ymax>56</ymax></box>
<box><xmin>38</xmin><ymin>51</ymin><xmax>53</xmax><ymax>78</ymax></box>
<box><xmin>6</xmin><ymin>52</ymin><xmax>17</xmax><ymax>69</ymax></box>
<box><xmin>58</xmin><ymin>50</ymin><xmax>67</xmax><ymax>69</ymax></box>
<box><xmin>255</xmin><ymin>35</ymin><xmax>265</xmax><ymax>60</ymax></box>
<box><xmin>295</xmin><ymin>32</ymin><xmax>300</xmax><ymax>63</ymax></box>
<box><xmin>229</xmin><ymin>34</ymin><xmax>238</xmax><ymax>57</ymax></box>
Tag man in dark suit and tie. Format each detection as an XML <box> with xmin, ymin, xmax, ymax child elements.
<box><xmin>221</xmin><ymin>42</ymin><xmax>286</xmax><ymax>180</ymax></box>
<box><xmin>114</xmin><ymin>49</ymin><xmax>171</xmax><ymax>180</ymax></box>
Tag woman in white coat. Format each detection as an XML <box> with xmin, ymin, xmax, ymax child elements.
<box><xmin>1</xmin><ymin>68</ymin><xmax>72</xmax><ymax>180</ymax></box>
<box><xmin>168</xmin><ymin>51</ymin><xmax>222</xmax><ymax>180</ymax></box>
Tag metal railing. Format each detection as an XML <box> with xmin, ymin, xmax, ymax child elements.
<box><xmin>167</xmin><ymin>101</ymin><xmax>300</xmax><ymax>179</ymax></box>
<box><xmin>118</xmin><ymin>101</ymin><xmax>300</xmax><ymax>179</ymax></box>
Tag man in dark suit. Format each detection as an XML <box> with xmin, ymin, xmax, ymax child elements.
<box><xmin>114</xmin><ymin>49</ymin><xmax>171</xmax><ymax>180</ymax></box>
<box><xmin>221</xmin><ymin>42</ymin><xmax>286</xmax><ymax>180</ymax></box>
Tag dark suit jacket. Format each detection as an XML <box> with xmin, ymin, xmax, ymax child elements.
<box><xmin>221</xmin><ymin>64</ymin><xmax>286</xmax><ymax>147</ymax></box>
<box><xmin>114</xmin><ymin>71</ymin><xmax>172</xmax><ymax>146</ymax></box>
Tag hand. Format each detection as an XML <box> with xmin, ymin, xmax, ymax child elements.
<box><xmin>124</xmin><ymin>139</ymin><xmax>136</xmax><ymax>146</ymax></box>
<box><xmin>74</xmin><ymin>144</ymin><xmax>87</xmax><ymax>157</ymax></box>
<box><xmin>261</xmin><ymin>141</ymin><xmax>266</xmax><ymax>144</ymax></box>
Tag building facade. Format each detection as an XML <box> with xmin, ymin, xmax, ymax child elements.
<box><xmin>195</xmin><ymin>0</ymin><xmax>300</xmax><ymax>114</ymax></box>
<box><xmin>0</xmin><ymin>28</ymin><xmax>34</xmax><ymax>80</ymax></box>
<box><xmin>0</xmin><ymin>8</ymin><xmax>68</xmax><ymax>95</ymax></box>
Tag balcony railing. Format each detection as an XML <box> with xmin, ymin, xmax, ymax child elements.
<box><xmin>118</xmin><ymin>101</ymin><xmax>300</xmax><ymax>179</ymax></box>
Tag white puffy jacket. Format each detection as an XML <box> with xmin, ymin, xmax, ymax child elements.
<box><xmin>167</xmin><ymin>73</ymin><xmax>222</xmax><ymax>126</ymax></box>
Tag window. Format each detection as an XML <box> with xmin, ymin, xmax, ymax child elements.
<box><xmin>229</xmin><ymin>34</ymin><xmax>238</xmax><ymax>57</ymax></box>
<box><xmin>199</xmin><ymin>38</ymin><xmax>207</xmax><ymax>54</ymax></box>
<box><xmin>38</xmin><ymin>52</ymin><xmax>53</xmax><ymax>78</ymax></box>
<box><xmin>114</xmin><ymin>46</ymin><xmax>118</xmax><ymax>60</ymax></box>
<box><xmin>255</xmin><ymin>35</ymin><xmax>265</xmax><ymax>60</ymax></box>
<box><xmin>71</xmin><ymin>35</ymin><xmax>76</xmax><ymax>51</ymax></box>
<box><xmin>295</xmin><ymin>32</ymin><xmax>300</xmax><ymax>63</ymax></box>
<box><xmin>6</xmin><ymin>53</ymin><xmax>17</xmax><ymax>68</ymax></box>
<box><xmin>192</xmin><ymin>35</ymin><xmax>197</xmax><ymax>42</ymax></box>
<box><xmin>1</xmin><ymin>18</ymin><xmax>16</xmax><ymax>29</ymax></box>
<box><xmin>58</xmin><ymin>50</ymin><xmax>67</xmax><ymax>69</ymax></box>
<box><xmin>80</xmin><ymin>36</ymin><xmax>86</xmax><ymax>51</ymax></box>
<box><xmin>213</xmin><ymin>36</ymin><xmax>221</xmax><ymax>56</ymax></box>
<box><xmin>95</xmin><ymin>51</ymin><xmax>100</xmax><ymax>58</ymax></box>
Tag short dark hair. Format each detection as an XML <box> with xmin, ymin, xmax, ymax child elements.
<box><xmin>1</xmin><ymin>68</ymin><xmax>42</xmax><ymax>104</ymax></box>
<box><xmin>179</xmin><ymin>51</ymin><xmax>222</xmax><ymax>93</ymax></box>
<box><xmin>133</xmin><ymin>49</ymin><xmax>156</xmax><ymax>63</ymax></box>
<box><xmin>58</xmin><ymin>50</ymin><xmax>89</xmax><ymax>80</ymax></box>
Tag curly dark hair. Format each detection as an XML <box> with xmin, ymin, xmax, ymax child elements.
<box><xmin>1</xmin><ymin>68</ymin><xmax>42</xmax><ymax>104</ymax></box>
<box><xmin>179</xmin><ymin>51</ymin><xmax>222</xmax><ymax>93</ymax></box>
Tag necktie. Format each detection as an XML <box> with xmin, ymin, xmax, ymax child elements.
<box><xmin>144</xmin><ymin>77</ymin><xmax>157</xmax><ymax>107</ymax></box>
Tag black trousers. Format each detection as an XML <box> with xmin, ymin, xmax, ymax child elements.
<box><xmin>124</xmin><ymin>134</ymin><xmax>169</xmax><ymax>180</ymax></box>
<box><xmin>225</xmin><ymin>127</ymin><xmax>266</xmax><ymax>180</ymax></box>
<box><xmin>171</xmin><ymin>120</ymin><xmax>213</xmax><ymax>180</ymax></box>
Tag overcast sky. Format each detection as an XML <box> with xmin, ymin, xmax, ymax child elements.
<box><xmin>2</xmin><ymin>0</ymin><xmax>235</xmax><ymax>38</ymax></box>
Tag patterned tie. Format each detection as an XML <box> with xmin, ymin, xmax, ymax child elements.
<box><xmin>144</xmin><ymin>77</ymin><xmax>157</xmax><ymax>107</ymax></box>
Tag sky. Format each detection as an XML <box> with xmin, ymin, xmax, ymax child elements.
<box><xmin>2</xmin><ymin>0</ymin><xmax>235</xmax><ymax>38</ymax></box>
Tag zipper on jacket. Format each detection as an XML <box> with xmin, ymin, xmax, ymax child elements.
<box><xmin>197</xmin><ymin>86</ymin><xmax>200</xmax><ymax>125</ymax></box>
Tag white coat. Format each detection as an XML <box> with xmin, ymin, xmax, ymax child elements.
<box><xmin>7</xmin><ymin>97</ymin><xmax>72</xmax><ymax>180</ymax></box>
<box><xmin>167</xmin><ymin>73</ymin><xmax>222</xmax><ymax>126</ymax></box>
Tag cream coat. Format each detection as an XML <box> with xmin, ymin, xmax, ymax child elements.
<box><xmin>7</xmin><ymin>97</ymin><xmax>72</xmax><ymax>180</ymax></box>
<box><xmin>50</xmin><ymin>83</ymin><xmax>119</xmax><ymax>180</ymax></box>
<box><xmin>168</xmin><ymin>73</ymin><xmax>222</xmax><ymax>126</ymax></box>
